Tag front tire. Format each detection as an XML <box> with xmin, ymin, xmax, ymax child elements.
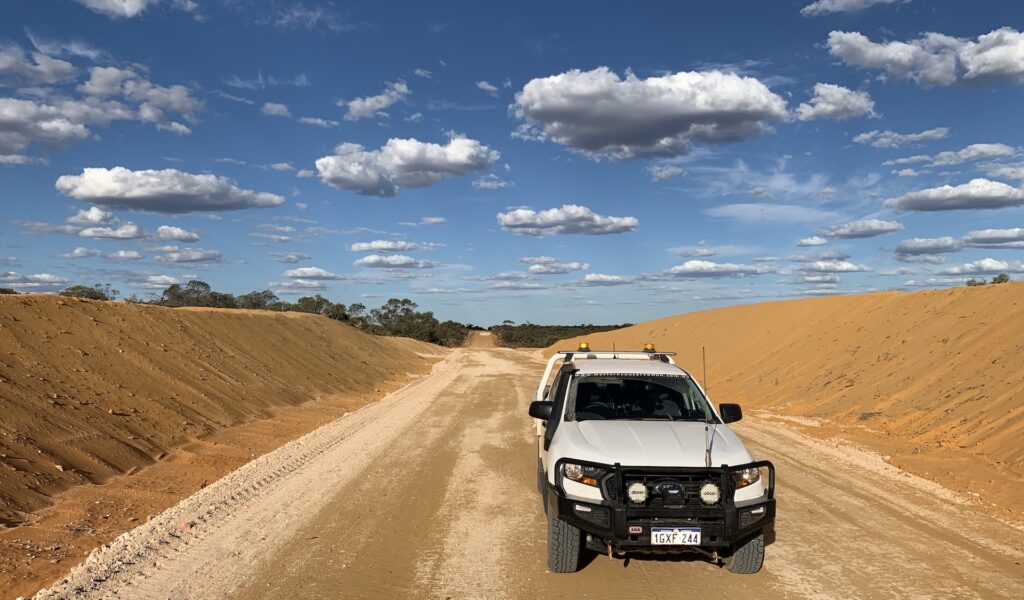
<box><xmin>547</xmin><ymin>513</ymin><xmax>582</xmax><ymax>573</ymax></box>
<box><xmin>724</xmin><ymin>532</ymin><xmax>765</xmax><ymax>574</ymax></box>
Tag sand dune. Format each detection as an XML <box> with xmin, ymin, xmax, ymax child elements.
<box><xmin>550</xmin><ymin>283</ymin><xmax>1024</xmax><ymax>519</ymax></box>
<box><xmin>0</xmin><ymin>295</ymin><xmax>442</xmax><ymax>527</ymax></box>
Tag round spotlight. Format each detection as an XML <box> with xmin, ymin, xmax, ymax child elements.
<box><xmin>699</xmin><ymin>482</ymin><xmax>721</xmax><ymax>505</ymax></box>
<box><xmin>626</xmin><ymin>481</ymin><xmax>649</xmax><ymax>504</ymax></box>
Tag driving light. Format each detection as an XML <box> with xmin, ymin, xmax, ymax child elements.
<box><xmin>699</xmin><ymin>482</ymin><xmax>721</xmax><ymax>505</ymax></box>
<box><xmin>562</xmin><ymin>462</ymin><xmax>606</xmax><ymax>487</ymax></box>
<box><xmin>732</xmin><ymin>467</ymin><xmax>761</xmax><ymax>489</ymax></box>
<box><xmin>626</xmin><ymin>481</ymin><xmax>649</xmax><ymax>504</ymax></box>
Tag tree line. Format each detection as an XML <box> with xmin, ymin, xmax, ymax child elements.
<box><xmin>489</xmin><ymin>321</ymin><xmax>632</xmax><ymax>348</ymax></box>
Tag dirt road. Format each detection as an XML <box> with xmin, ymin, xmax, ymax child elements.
<box><xmin>34</xmin><ymin>347</ymin><xmax>1024</xmax><ymax>599</ymax></box>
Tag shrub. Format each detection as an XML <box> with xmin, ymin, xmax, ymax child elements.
<box><xmin>59</xmin><ymin>284</ymin><xmax>119</xmax><ymax>301</ymax></box>
<box><xmin>991</xmin><ymin>273</ymin><xmax>1010</xmax><ymax>284</ymax></box>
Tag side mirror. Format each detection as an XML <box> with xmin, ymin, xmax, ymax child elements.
<box><xmin>529</xmin><ymin>401</ymin><xmax>554</xmax><ymax>420</ymax></box>
<box><xmin>720</xmin><ymin>403</ymin><xmax>742</xmax><ymax>424</ymax></box>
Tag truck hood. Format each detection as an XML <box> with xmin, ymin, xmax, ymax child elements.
<box><xmin>559</xmin><ymin>420</ymin><xmax>754</xmax><ymax>468</ymax></box>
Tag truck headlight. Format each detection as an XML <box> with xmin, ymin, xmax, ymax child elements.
<box><xmin>732</xmin><ymin>467</ymin><xmax>761</xmax><ymax>489</ymax></box>
<box><xmin>562</xmin><ymin>462</ymin><xmax>607</xmax><ymax>487</ymax></box>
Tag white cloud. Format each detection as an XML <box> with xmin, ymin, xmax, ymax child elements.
<box><xmin>930</xmin><ymin>143</ymin><xmax>1015</xmax><ymax>166</ymax></box>
<box><xmin>60</xmin><ymin>246</ymin><xmax>102</xmax><ymax>259</ymax></box>
<box><xmin>79</xmin><ymin>222</ymin><xmax>144</xmax><ymax>239</ymax></box>
<box><xmin>0</xmin><ymin>271</ymin><xmax>68</xmax><ymax>291</ymax></box>
<box><xmin>528</xmin><ymin>261</ymin><xmax>589</xmax><ymax>275</ymax></box>
<box><xmin>828</xmin><ymin>27</ymin><xmax>1024</xmax><ymax>87</ymax></box>
<box><xmin>647</xmin><ymin>164</ymin><xmax>684</xmax><ymax>182</ymax></box>
<box><xmin>579</xmin><ymin>273</ymin><xmax>632</xmax><ymax>286</ymax></box>
<box><xmin>298</xmin><ymin>116</ymin><xmax>339</xmax><ymax>128</ymax></box>
<box><xmin>790</xmin><ymin>250</ymin><xmax>851</xmax><ymax>263</ymax></box>
<box><xmin>497</xmin><ymin>204</ymin><xmax>638</xmax><ymax>237</ymax></box>
<box><xmin>476</xmin><ymin>80</ymin><xmax>499</xmax><ymax>96</ymax></box>
<box><xmin>895</xmin><ymin>168</ymin><xmax>920</xmax><ymax>177</ymax></box>
<box><xmin>296</xmin><ymin>169</ymin><xmax>314</xmax><ymax>178</ymax></box>
<box><xmin>67</xmin><ymin>206</ymin><xmax>117</xmax><ymax>225</ymax></box>
<box><xmin>512</xmin><ymin>66</ymin><xmax>788</xmax><ymax>159</ymax></box>
<box><xmin>982</xmin><ymin>162</ymin><xmax>1024</xmax><ymax>181</ymax></box>
<box><xmin>107</xmin><ymin>249</ymin><xmax>143</xmax><ymax>261</ymax></box>
<box><xmin>801</xmin><ymin>0</ymin><xmax>905</xmax><ymax>17</ymax></box>
<box><xmin>704</xmin><ymin>203</ymin><xmax>840</xmax><ymax>223</ymax></box>
<box><xmin>885</xmin><ymin>178</ymin><xmax>1024</xmax><ymax>211</ymax></box>
<box><xmin>261</xmin><ymin>102</ymin><xmax>291</xmax><ymax>117</ymax></box>
<box><xmin>940</xmin><ymin>258</ymin><xmax>1024</xmax><ymax>275</ymax></box>
<box><xmin>961</xmin><ymin>228</ymin><xmax>1024</xmax><ymax>249</ymax></box>
<box><xmin>354</xmin><ymin>254</ymin><xmax>438</xmax><ymax>269</ymax></box>
<box><xmin>465</xmin><ymin>272</ymin><xmax>534</xmax><ymax>282</ymax></box>
<box><xmin>269</xmin><ymin>251</ymin><xmax>311</xmax><ymax>263</ymax></box>
<box><xmin>795</xmin><ymin>83</ymin><xmax>876</xmax><ymax>121</ymax></box>
<box><xmin>154</xmin><ymin>225</ymin><xmax>199</xmax><ymax>242</ymax></box>
<box><xmin>665</xmin><ymin>260</ymin><xmax>767</xmax><ymax>278</ymax></box>
<box><xmin>74</xmin><ymin>0</ymin><xmax>161</xmax><ymax>18</ymax></box>
<box><xmin>315</xmin><ymin>134</ymin><xmax>498</xmax><ymax>196</ymax></box>
<box><xmin>55</xmin><ymin>167</ymin><xmax>286</xmax><ymax>213</ymax></box>
<box><xmin>404</xmin><ymin>112</ymin><xmax>423</xmax><ymax>123</ymax></box>
<box><xmin>0</xmin><ymin>45</ymin><xmax>76</xmax><ymax>86</ymax></box>
<box><xmin>154</xmin><ymin>247</ymin><xmax>222</xmax><ymax>264</ymax></box>
<box><xmin>270</xmin><ymin>4</ymin><xmax>350</xmax><ymax>32</ymax></box>
<box><xmin>24</xmin><ymin>29</ymin><xmax>106</xmax><ymax>61</ymax></box>
<box><xmin>472</xmin><ymin>174</ymin><xmax>514</xmax><ymax>189</ymax></box>
<box><xmin>283</xmin><ymin>266</ymin><xmax>349</xmax><ymax>280</ymax></box>
<box><xmin>853</xmin><ymin>127</ymin><xmax>949</xmax><ymax>148</ymax></box>
<box><xmin>822</xmin><ymin>218</ymin><xmax>903</xmax><ymax>238</ymax></box>
<box><xmin>519</xmin><ymin>256</ymin><xmax>559</xmax><ymax>264</ymax></box>
<box><xmin>342</xmin><ymin>81</ymin><xmax>409</xmax><ymax>121</ymax></box>
<box><xmin>800</xmin><ymin>260</ymin><xmax>871</xmax><ymax>273</ymax></box>
<box><xmin>798</xmin><ymin>235</ymin><xmax>828</xmax><ymax>246</ymax></box>
<box><xmin>414</xmin><ymin>68</ymin><xmax>432</xmax><ymax>79</ymax></box>
<box><xmin>420</xmin><ymin>216</ymin><xmax>446</xmax><ymax>225</ymax></box>
<box><xmin>349</xmin><ymin>240</ymin><xmax>441</xmax><ymax>252</ymax></box>
<box><xmin>249</xmin><ymin>232</ymin><xmax>292</xmax><ymax>243</ymax></box>
<box><xmin>270</xmin><ymin>162</ymin><xmax>295</xmax><ymax>172</ymax></box>
<box><xmin>895</xmin><ymin>236</ymin><xmax>962</xmax><ymax>255</ymax></box>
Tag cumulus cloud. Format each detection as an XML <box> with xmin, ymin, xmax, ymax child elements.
<box><xmin>0</xmin><ymin>45</ymin><xmax>76</xmax><ymax>86</ymax></box>
<box><xmin>261</xmin><ymin>102</ymin><xmax>291</xmax><ymax>117</ymax></box>
<box><xmin>790</xmin><ymin>250</ymin><xmax>851</xmax><ymax>263</ymax></box>
<box><xmin>298</xmin><ymin>116</ymin><xmax>338</xmax><ymax>128</ymax></box>
<box><xmin>822</xmin><ymin>218</ymin><xmax>903</xmax><ymax>238</ymax></box>
<box><xmin>420</xmin><ymin>216</ymin><xmax>446</xmax><ymax>225</ymax></box>
<box><xmin>929</xmin><ymin>143</ymin><xmax>1015</xmax><ymax>166</ymax></box>
<box><xmin>940</xmin><ymin>258</ymin><xmax>1024</xmax><ymax>275</ymax></box>
<box><xmin>885</xmin><ymin>178</ymin><xmax>1024</xmax><ymax>211</ymax></box>
<box><xmin>647</xmin><ymin>165</ymin><xmax>684</xmax><ymax>182</ymax></box>
<box><xmin>665</xmin><ymin>260</ymin><xmax>767</xmax><ymax>278</ymax></box>
<box><xmin>497</xmin><ymin>204</ymin><xmax>638</xmax><ymax>237</ymax></box>
<box><xmin>795</xmin><ymin>83</ymin><xmax>876</xmax><ymax>121</ymax></box>
<box><xmin>67</xmin><ymin>206</ymin><xmax>117</xmax><ymax>225</ymax></box>
<box><xmin>512</xmin><ymin>66</ymin><xmax>788</xmax><ymax>160</ymax></box>
<box><xmin>74</xmin><ymin>0</ymin><xmax>163</xmax><ymax>18</ymax></box>
<box><xmin>283</xmin><ymin>266</ymin><xmax>349</xmax><ymax>280</ymax></box>
<box><xmin>853</xmin><ymin>127</ymin><xmax>949</xmax><ymax>148</ymax></box>
<box><xmin>154</xmin><ymin>247</ymin><xmax>222</xmax><ymax>264</ymax></box>
<box><xmin>341</xmin><ymin>81</ymin><xmax>409</xmax><ymax>121</ymax></box>
<box><xmin>0</xmin><ymin>271</ymin><xmax>68</xmax><ymax>291</ymax></box>
<box><xmin>354</xmin><ymin>254</ymin><xmax>438</xmax><ymax>269</ymax></box>
<box><xmin>473</xmin><ymin>174</ymin><xmax>514</xmax><ymax>189</ymax></box>
<box><xmin>60</xmin><ymin>246</ymin><xmax>102</xmax><ymax>259</ymax></box>
<box><xmin>982</xmin><ymin>162</ymin><xmax>1024</xmax><ymax>181</ymax></box>
<box><xmin>464</xmin><ymin>272</ymin><xmax>534</xmax><ymax>282</ymax></box>
<box><xmin>704</xmin><ymin>203</ymin><xmax>840</xmax><ymax>223</ymax></box>
<box><xmin>349</xmin><ymin>240</ymin><xmax>441</xmax><ymax>252</ymax></box>
<box><xmin>579</xmin><ymin>273</ymin><xmax>633</xmax><ymax>286</ymax></box>
<box><xmin>895</xmin><ymin>236</ymin><xmax>962</xmax><ymax>255</ymax></box>
<box><xmin>476</xmin><ymin>80</ymin><xmax>499</xmax><ymax>96</ymax></box>
<box><xmin>55</xmin><ymin>167</ymin><xmax>285</xmax><ymax>213</ymax></box>
<box><xmin>154</xmin><ymin>225</ymin><xmax>199</xmax><ymax>242</ymax></box>
<box><xmin>827</xmin><ymin>28</ymin><xmax>1024</xmax><ymax>87</ymax></box>
<box><xmin>79</xmin><ymin>222</ymin><xmax>144</xmax><ymax>239</ymax></box>
<box><xmin>798</xmin><ymin>235</ymin><xmax>828</xmax><ymax>246</ymax></box>
<box><xmin>315</xmin><ymin>134</ymin><xmax>498</xmax><ymax>196</ymax></box>
<box><xmin>961</xmin><ymin>228</ymin><xmax>1024</xmax><ymax>249</ymax></box>
<box><xmin>107</xmin><ymin>249</ymin><xmax>143</xmax><ymax>261</ymax></box>
<box><xmin>528</xmin><ymin>261</ymin><xmax>589</xmax><ymax>275</ymax></box>
<box><xmin>76</xmin><ymin>66</ymin><xmax>202</xmax><ymax>134</ymax></box>
<box><xmin>801</xmin><ymin>0</ymin><xmax>905</xmax><ymax>17</ymax></box>
<box><xmin>269</xmin><ymin>251</ymin><xmax>312</xmax><ymax>263</ymax></box>
<box><xmin>799</xmin><ymin>260</ymin><xmax>871</xmax><ymax>273</ymax></box>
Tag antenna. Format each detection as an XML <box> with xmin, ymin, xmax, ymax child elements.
<box><xmin>702</xmin><ymin>345</ymin><xmax>716</xmax><ymax>468</ymax></box>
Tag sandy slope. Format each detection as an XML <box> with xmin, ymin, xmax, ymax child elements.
<box><xmin>0</xmin><ymin>295</ymin><xmax>441</xmax><ymax>527</ymax></box>
<box><xmin>549</xmin><ymin>283</ymin><xmax>1024</xmax><ymax>520</ymax></box>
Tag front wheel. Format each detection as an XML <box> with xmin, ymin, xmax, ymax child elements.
<box><xmin>724</xmin><ymin>532</ymin><xmax>765</xmax><ymax>574</ymax></box>
<box><xmin>547</xmin><ymin>513</ymin><xmax>581</xmax><ymax>573</ymax></box>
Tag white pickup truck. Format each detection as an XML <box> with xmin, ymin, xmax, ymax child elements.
<box><xmin>529</xmin><ymin>343</ymin><xmax>776</xmax><ymax>574</ymax></box>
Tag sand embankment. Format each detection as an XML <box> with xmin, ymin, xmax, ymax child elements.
<box><xmin>0</xmin><ymin>295</ymin><xmax>442</xmax><ymax>526</ymax></box>
<box><xmin>550</xmin><ymin>283</ymin><xmax>1024</xmax><ymax>519</ymax></box>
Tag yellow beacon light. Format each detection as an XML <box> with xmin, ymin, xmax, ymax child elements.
<box><xmin>577</xmin><ymin>342</ymin><xmax>591</xmax><ymax>352</ymax></box>
<box><xmin>642</xmin><ymin>343</ymin><xmax>656</xmax><ymax>353</ymax></box>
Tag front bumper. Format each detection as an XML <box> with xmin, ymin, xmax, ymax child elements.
<box><xmin>547</xmin><ymin>460</ymin><xmax>776</xmax><ymax>551</ymax></box>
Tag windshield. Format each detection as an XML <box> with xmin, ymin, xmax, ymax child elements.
<box><xmin>569</xmin><ymin>374</ymin><xmax>715</xmax><ymax>422</ymax></box>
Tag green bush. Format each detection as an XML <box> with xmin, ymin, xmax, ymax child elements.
<box><xmin>59</xmin><ymin>284</ymin><xmax>119</xmax><ymax>301</ymax></box>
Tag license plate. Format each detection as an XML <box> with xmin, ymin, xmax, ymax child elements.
<box><xmin>650</xmin><ymin>527</ymin><xmax>701</xmax><ymax>545</ymax></box>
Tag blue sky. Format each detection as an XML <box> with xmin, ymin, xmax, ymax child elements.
<box><xmin>2</xmin><ymin>0</ymin><xmax>1023</xmax><ymax>325</ymax></box>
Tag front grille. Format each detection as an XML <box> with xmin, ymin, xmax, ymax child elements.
<box><xmin>603</xmin><ymin>470</ymin><xmax>724</xmax><ymax>508</ymax></box>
